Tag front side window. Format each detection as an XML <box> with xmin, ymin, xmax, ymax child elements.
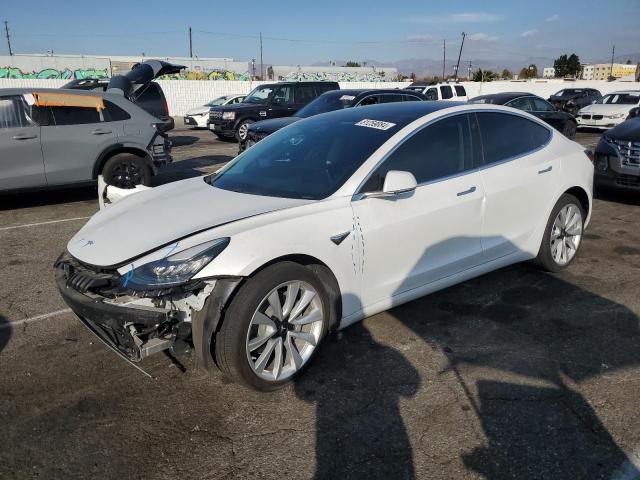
<box><xmin>402</xmin><ymin>94</ymin><xmax>423</xmax><ymax>102</ymax></box>
<box><xmin>531</xmin><ymin>98</ymin><xmax>555</xmax><ymax>112</ymax></box>
<box><xmin>440</xmin><ymin>86</ymin><xmax>453</xmax><ymax>100</ymax></box>
<box><xmin>295</xmin><ymin>92</ymin><xmax>353</xmax><ymax>118</ymax></box>
<box><xmin>272</xmin><ymin>86</ymin><xmax>295</xmax><ymax>105</ymax></box>
<box><xmin>380</xmin><ymin>94</ymin><xmax>404</xmax><ymax>103</ymax></box>
<box><xmin>425</xmin><ymin>88</ymin><xmax>438</xmax><ymax>100</ymax></box>
<box><xmin>0</xmin><ymin>96</ymin><xmax>32</xmax><ymax>129</ymax></box>
<box><xmin>358</xmin><ymin>95</ymin><xmax>379</xmax><ymax>106</ymax></box>
<box><xmin>210</xmin><ymin>110</ymin><xmax>406</xmax><ymax>200</ymax></box>
<box><xmin>506</xmin><ymin>97</ymin><xmax>533</xmax><ymax>112</ymax></box>
<box><xmin>476</xmin><ymin>112</ymin><xmax>550</xmax><ymax>165</ymax></box>
<box><xmin>360</xmin><ymin>114</ymin><xmax>477</xmax><ymax>192</ymax></box>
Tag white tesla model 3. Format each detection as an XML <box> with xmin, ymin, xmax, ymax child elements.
<box><xmin>56</xmin><ymin>102</ymin><xmax>593</xmax><ymax>390</ymax></box>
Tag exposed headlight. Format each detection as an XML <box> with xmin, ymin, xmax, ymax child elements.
<box><xmin>122</xmin><ymin>238</ymin><xmax>230</xmax><ymax>290</ymax></box>
<box><xmin>222</xmin><ymin>112</ymin><xmax>236</xmax><ymax>120</ymax></box>
<box><xmin>605</xmin><ymin>113</ymin><xmax>626</xmax><ymax>119</ymax></box>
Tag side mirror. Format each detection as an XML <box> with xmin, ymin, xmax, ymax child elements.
<box><xmin>628</xmin><ymin>107</ymin><xmax>640</xmax><ymax>119</ymax></box>
<box><xmin>383</xmin><ymin>170</ymin><xmax>417</xmax><ymax>194</ymax></box>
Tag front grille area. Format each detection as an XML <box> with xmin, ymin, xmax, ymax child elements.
<box><xmin>592</xmin><ymin>115</ymin><xmax>603</xmax><ymax>120</ymax></box>
<box><xmin>616</xmin><ymin>174</ymin><xmax>640</xmax><ymax>188</ymax></box>
<box><xmin>612</xmin><ymin>139</ymin><xmax>640</xmax><ymax>168</ymax></box>
<box><xmin>56</xmin><ymin>254</ymin><xmax>119</xmax><ymax>294</ymax></box>
<box><xmin>209</xmin><ymin>110</ymin><xmax>223</xmax><ymax>120</ymax></box>
<box><xmin>581</xmin><ymin>114</ymin><xmax>592</xmax><ymax>120</ymax></box>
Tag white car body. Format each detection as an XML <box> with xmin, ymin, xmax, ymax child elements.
<box><xmin>183</xmin><ymin>95</ymin><xmax>245</xmax><ymax>127</ymax></box>
<box><xmin>67</xmin><ymin>103</ymin><xmax>592</xmax><ymax>334</ymax></box>
<box><xmin>577</xmin><ymin>90</ymin><xmax>640</xmax><ymax>130</ymax></box>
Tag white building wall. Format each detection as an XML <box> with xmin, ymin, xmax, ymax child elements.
<box><xmin>542</xmin><ymin>68</ymin><xmax>555</xmax><ymax>78</ymax></box>
<box><xmin>1</xmin><ymin>78</ymin><xmax>638</xmax><ymax>116</ymax></box>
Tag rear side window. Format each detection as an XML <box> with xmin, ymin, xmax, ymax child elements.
<box><xmin>315</xmin><ymin>83</ymin><xmax>339</xmax><ymax>95</ymax></box>
<box><xmin>103</xmin><ymin>101</ymin><xmax>131</xmax><ymax>121</ymax></box>
<box><xmin>295</xmin><ymin>85</ymin><xmax>316</xmax><ymax>104</ymax></box>
<box><xmin>476</xmin><ymin>112</ymin><xmax>550</xmax><ymax>165</ymax></box>
<box><xmin>402</xmin><ymin>94</ymin><xmax>423</xmax><ymax>102</ymax></box>
<box><xmin>380</xmin><ymin>94</ymin><xmax>404</xmax><ymax>103</ymax></box>
<box><xmin>361</xmin><ymin>113</ymin><xmax>477</xmax><ymax>191</ymax></box>
<box><xmin>49</xmin><ymin>106</ymin><xmax>101</xmax><ymax>125</ymax></box>
<box><xmin>440</xmin><ymin>85</ymin><xmax>453</xmax><ymax>99</ymax></box>
<box><xmin>454</xmin><ymin>86</ymin><xmax>467</xmax><ymax>97</ymax></box>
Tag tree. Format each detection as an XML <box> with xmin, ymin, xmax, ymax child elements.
<box><xmin>472</xmin><ymin>68</ymin><xmax>497</xmax><ymax>82</ymax></box>
<box><xmin>553</xmin><ymin>54</ymin><xmax>581</xmax><ymax>78</ymax></box>
<box><xmin>410</xmin><ymin>72</ymin><xmax>417</xmax><ymax>81</ymax></box>
<box><xmin>501</xmin><ymin>69</ymin><xmax>513</xmax><ymax>79</ymax></box>
<box><xmin>518</xmin><ymin>64</ymin><xmax>539</xmax><ymax>79</ymax></box>
<box><xmin>344</xmin><ymin>61</ymin><xmax>361</xmax><ymax>67</ymax></box>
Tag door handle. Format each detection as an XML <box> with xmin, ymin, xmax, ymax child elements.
<box><xmin>12</xmin><ymin>133</ymin><xmax>38</xmax><ymax>140</ymax></box>
<box><xmin>457</xmin><ymin>186</ymin><xmax>476</xmax><ymax>196</ymax></box>
<box><xmin>91</xmin><ymin>129</ymin><xmax>112</xmax><ymax>135</ymax></box>
<box><xmin>538</xmin><ymin>166</ymin><xmax>553</xmax><ymax>174</ymax></box>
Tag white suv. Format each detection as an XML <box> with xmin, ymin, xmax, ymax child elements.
<box><xmin>404</xmin><ymin>82</ymin><xmax>468</xmax><ymax>101</ymax></box>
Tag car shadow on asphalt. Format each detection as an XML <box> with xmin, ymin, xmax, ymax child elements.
<box><xmin>594</xmin><ymin>187</ymin><xmax>640</xmax><ymax>207</ymax></box>
<box><xmin>152</xmin><ymin>155</ymin><xmax>232</xmax><ymax>186</ymax></box>
<box><xmin>295</xmin><ymin>236</ymin><xmax>640</xmax><ymax>479</ymax></box>
<box><xmin>0</xmin><ymin>186</ymin><xmax>97</xmax><ymax>211</ymax></box>
<box><xmin>169</xmin><ymin>135</ymin><xmax>200</xmax><ymax>147</ymax></box>
<box><xmin>0</xmin><ymin>315</ymin><xmax>11</xmax><ymax>356</ymax></box>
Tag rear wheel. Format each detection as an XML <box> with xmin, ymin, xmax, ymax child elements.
<box><xmin>535</xmin><ymin>193</ymin><xmax>584</xmax><ymax>272</ymax></box>
<box><xmin>562</xmin><ymin>120</ymin><xmax>577</xmax><ymax>139</ymax></box>
<box><xmin>101</xmin><ymin>154</ymin><xmax>151</xmax><ymax>189</ymax></box>
<box><xmin>215</xmin><ymin>262</ymin><xmax>330</xmax><ymax>391</ymax></box>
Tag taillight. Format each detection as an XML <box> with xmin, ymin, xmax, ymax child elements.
<box><xmin>584</xmin><ymin>149</ymin><xmax>594</xmax><ymax>163</ymax></box>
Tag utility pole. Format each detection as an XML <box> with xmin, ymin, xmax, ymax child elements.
<box><xmin>4</xmin><ymin>20</ymin><xmax>13</xmax><ymax>56</ymax></box>
<box><xmin>468</xmin><ymin>61</ymin><xmax>472</xmax><ymax>80</ymax></box>
<box><xmin>442</xmin><ymin>39</ymin><xmax>446</xmax><ymax>80</ymax></box>
<box><xmin>609</xmin><ymin>45</ymin><xmax>615</xmax><ymax>80</ymax></box>
<box><xmin>454</xmin><ymin>32</ymin><xmax>466</xmax><ymax>81</ymax></box>
<box><xmin>259</xmin><ymin>32</ymin><xmax>264</xmax><ymax>80</ymax></box>
<box><xmin>188</xmin><ymin>27</ymin><xmax>193</xmax><ymax>58</ymax></box>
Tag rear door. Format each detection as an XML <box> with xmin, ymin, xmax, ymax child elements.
<box><xmin>293</xmin><ymin>84</ymin><xmax>317</xmax><ymax>112</ymax></box>
<box><xmin>0</xmin><ymin>94</ymin><xmax>46</xmax><ymax>190</ymax></box>
<box><xmin>440</xmin><ymin>85</ymin><xmax>454</xmax><ymax>101</ymax></box>
<box><xmin>40</xmin><ymin>104</ymin><xmax>117</xmax><ymax>185</ymax></box>
<box><xmin>476</xmin><ymin>111</ymin><xmax>557</xmax><ymax>260</ymax></box>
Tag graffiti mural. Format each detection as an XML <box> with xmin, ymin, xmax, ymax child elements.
<box><xmin>159</xmin><ymin>69</ymin><xmax>251</xmax><ymax>81</ymax></box>
<box><xmin>0</xmin><ymin>67</ymin><xmax>109</xmax><ymax>80</ymax></box>
<box><xmin>279</xmin><ymin>71</ymin><xmax>392</xmax><ymax>82</ymax></box>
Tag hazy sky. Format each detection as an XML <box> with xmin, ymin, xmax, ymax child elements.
<box><xmin>2</xmin><ymin>0</ymin><xmax>639</xmax><ymax>65</ymax></box>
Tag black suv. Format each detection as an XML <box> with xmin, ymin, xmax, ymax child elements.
<box><xmin>209</xmin><ymin>81</ymin><xmax>339</xmax><ymax>142</ymax></box>
<box><xmin>548</xmin><ymin>88</ymin><xmax>601</xmax><ymax>115</ymax></box>
<box><xmin>593</xmin><ymin>109</ymin><xmax>640</xmax><ymax>192</ymax></box>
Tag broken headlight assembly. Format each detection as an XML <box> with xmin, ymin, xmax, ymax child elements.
<box><xmin>122</xmin><ymin>238</ymin><xmax>230</xmax><ymax>290</ymax></box>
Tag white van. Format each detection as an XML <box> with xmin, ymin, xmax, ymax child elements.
<box><xmin>404</xmin><ymin>82</ymin><xmax>469</xmax><ymax>102</ymax></box>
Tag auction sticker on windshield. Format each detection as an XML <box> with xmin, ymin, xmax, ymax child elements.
<box><xmin>355</xmin><ymin>119</ymin><xmax>396</xmax><ymax>131</ymax></box>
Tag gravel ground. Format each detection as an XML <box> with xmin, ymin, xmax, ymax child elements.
<box><xmin>1</xmin><ymin>123</ymin><xmax>639</xmax><ymax>480</ymax></box>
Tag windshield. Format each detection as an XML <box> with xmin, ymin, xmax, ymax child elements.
<box><xmin>209</xmin><ymin>111</ymin><xmax>404</xmax><ymax>200</ymax></box>
<box><xmin>554</xmin><ymin>89</ymin><xmax>583</xmax><ymax>97</ymax></box>
<box><xmin>598</xmin><ymin>93</ymin><xmax>640</xmax><ymax>105</ymax></box>
<box><xmin>295</xmin><ymin>92</ymin><xmax>356</xmax><ymax>118</ymax></box>
<box><xmin>207</xmin><ymin>96</ymin><xmax>229</xmax><ymax>107</ymax></box>
<box><xmin>243</xmin><ymin>86</ymin><xmax>274</xmax><ymax>104</ymax></box>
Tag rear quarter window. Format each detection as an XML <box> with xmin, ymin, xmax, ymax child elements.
<box><xmin>103</xmin><ymin>101</ymin><xmax>131</xmax><ymax>122</ymax></box>
<box><xmin>454</xmin><ymin>86</ymin><xmax>467</xmax><ymax>97</ymax></box>
<box><xmin>476</xmin><ymin>112</ymin><xmax>550</xmax><ymax>165</ymax></box>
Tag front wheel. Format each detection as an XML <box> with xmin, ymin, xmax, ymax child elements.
<box><xmin>535</xmin><ymin>193</ymin><xmax>584</xmax><ymax>272</ymax></box>
<box><xmin>235</xmin><ymin>119</ymin><xmax>254</xmax><ymax>142</ymax></box>
<box><xmin>214</xmin><ymin>262</ymin><xmax>330</xmax><ymax>391</ymax></box>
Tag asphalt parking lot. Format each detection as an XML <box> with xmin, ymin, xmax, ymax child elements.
<box><xmin>1</xmin><ymin>124</ymin><xmax>639</xmax><ymax>479</ymax></box>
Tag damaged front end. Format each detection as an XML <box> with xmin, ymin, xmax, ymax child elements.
<box><xmin>54</xmin><ymin>250</ymin><xmax>239</xmax><ymax>371</ymax></box>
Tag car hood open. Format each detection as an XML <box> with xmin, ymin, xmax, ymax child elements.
<box><xmin>67</xmin><ymin>176</ymin><xmax>312</xmax><ymax>267</ymax></box>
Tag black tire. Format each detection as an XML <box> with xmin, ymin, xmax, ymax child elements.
<box><xmin>215</xmin><ymin>262</ymin><xmax>330</xmax><ymax>391</ymax></box>
<box><xmin>102</xmin><ymin>153</ymin><xmax>152</xmax><ymax>189</ymax></box>
<box><xmin>535</xmin><ymin>193</ymin><xmax>585</xmax><ymax>273</ymax></box>
<box><xmin>562</xmin><ymin>120</ymin><xmax>577</xmax><ymax>139</ymax></box>
<box><xmin>235</xmin><ymin>119</ymin><xmax>254</xmax><ymax>142</ymax></box>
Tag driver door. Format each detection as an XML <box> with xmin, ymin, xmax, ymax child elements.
<box><xmin>351</xmin><ymin>113</ymin><xmax>485</xmax><ymax>309</ymax></box>
<box><xmin>267</xmin><ymin>85</ymin><xmax>296</xmax><ymax>118</ymax></box>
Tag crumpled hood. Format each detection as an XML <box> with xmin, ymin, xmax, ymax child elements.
<box><xmin>579</xmin><ymin>103</ymin><xmax>633</xmax><ymax>115</ymax></box>
<box><xmin>185</xmin><ymin>105</ymin><xmax>210</xmax><ymax>116</ymax></box>
<box><xmin>68</xmin><ymin>176</ymin><xmax>312</xmax><ymax>267</ymax></box>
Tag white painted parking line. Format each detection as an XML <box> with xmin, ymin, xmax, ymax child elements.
<box><xmin>0</xmin><ymin>216</ymin><xmax>90</xmax><ymax>232</ymax></box>
<box><xmin>1</xmin><ymin>308</ymin><xmax>73</xmax><ymax>330</ymax></box>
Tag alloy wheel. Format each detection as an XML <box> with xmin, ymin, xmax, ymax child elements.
<box><xmin>550</xmin><ymin>204</ymin><xmax>583</xmax><ymax>266</ymax></box>
<box><xmin>111</xmin><ymin>161</ymin><xmax>142</xmax><ymax>189</ymax></box>
<box><xmin>238</xmin><ymin>123</ymin><xmax>249</xmax><ymax>140</ymax></box>
<box><xmin>245</xmin><ymin>280</ymin><xmax>324</xmax><ymax>382</ymax></box>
